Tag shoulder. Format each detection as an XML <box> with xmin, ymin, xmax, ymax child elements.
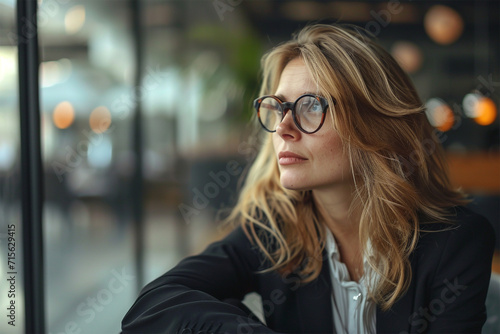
<box><xmin>403</xmin><ymin>207</ymin><xmax>495</xmax><ymax>332</ymax></box>
<box><xmin>417</xmin><ymin>206</ymin><xmax>495</xmax><ymax>247</ymax></box>
<box><xmin>203</xmin><ymin>223</ymin><xmax>275</xmax><ymax>271</ymax></box>
<box><xmin>414</xmin><ymin>206</ymin><xmax>495</xmax><ymax>275</ymax></box>
<box><xmin>203</xmin><ymin>224</ymin><xmax>265</xmax><ymax>262</ymax></box>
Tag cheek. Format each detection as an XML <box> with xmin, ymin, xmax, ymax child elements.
<box><xmin>318</xmin><ymin>134</ymin><xmax>346</xmax><ymax>167</ymax></box>
<box><xmin>320</xmin><ymin>133</ymin><xmax>341</xmax><ymax>154</ymax></box>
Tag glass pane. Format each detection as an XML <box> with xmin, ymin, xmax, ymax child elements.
<box><xmin>39</xmin><ymin>1</ymin><xmax>136</xmax><ymax>333</ymax></box>
<box><xmin>141</xmin><ymin>0</ymin><xmax>260</xmax><ymax>284</ymax></box>
<box><xmin>28</xmin><ymin>0</ymin><xmax>498</xmax><ymax>331</ymax></box>
<box><xmin>0</xmin><ymin>0</ymin><xmax>25</xmax><ymax>333</ymax></box>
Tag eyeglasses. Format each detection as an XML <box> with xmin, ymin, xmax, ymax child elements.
<box><xmin>253</xmin><ymin>94</ymin><xmax>330</xmax><ymax>134</ymax></box>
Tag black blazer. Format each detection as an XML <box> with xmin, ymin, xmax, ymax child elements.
<box><xmin>122</xmin><ymin>206</ymin><xmax>495</xmax><ymax>334</ymax></box>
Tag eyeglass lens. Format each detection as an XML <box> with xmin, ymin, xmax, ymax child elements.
<box><xmin>258</xmin><ymin>95</ymin><xmax>324</xmax><ymax>132</ymax></box>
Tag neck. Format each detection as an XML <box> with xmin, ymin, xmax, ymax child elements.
<box><xmin>313</xmin><ymin>183</ymin><xmax>364</xmax><ymax>282</ymax></box>
<box><xmin>312</xmin><ymin>183</ymin><xmax>361</xmax><ymax>240</ymax></box>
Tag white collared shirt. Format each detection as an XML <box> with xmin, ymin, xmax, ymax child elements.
<box><xmin>325</xmin><ymin>228</ymin><xmax>378</xmax><ymax>334</ymax></box>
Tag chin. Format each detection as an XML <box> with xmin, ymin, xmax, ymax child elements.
<box><xmin>280</xmin><ymin>176</ymin><xmax>310</xmax><ymax>191</ymax></box>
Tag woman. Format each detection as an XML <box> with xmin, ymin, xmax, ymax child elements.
<box><xmin>122</xmin><ymin>24</ymin><xmax>495</xmax><ymax>333</ymax></box>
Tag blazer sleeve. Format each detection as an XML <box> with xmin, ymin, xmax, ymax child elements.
<box><xmin>421</xmin><ymin>209</ymin><xmax>495</xmax><ymax>333</ymax></box>
<box><xmin>121</xmin><ymin>226</ymin><xmax>279</xmax><ymax>334</ymax></box>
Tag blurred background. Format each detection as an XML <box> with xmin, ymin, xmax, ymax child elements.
<box><xmin>0</xmin><ymin>0</ymin><xmax>499</xmax><ymax>333</ymax></box>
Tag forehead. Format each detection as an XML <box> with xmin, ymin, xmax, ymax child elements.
<box><xmin>275</xmin><ymin>58</ymin><xmax>317</xmax><ymax>101</ymax></box>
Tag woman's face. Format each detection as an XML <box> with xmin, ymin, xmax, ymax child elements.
<box><xmin>272</xmin><ymin>57</ymin><xmax>353</xmax><ymax>192</ymax></box>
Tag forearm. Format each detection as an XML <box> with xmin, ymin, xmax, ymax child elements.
<box><xmin>121</xmin><ymin>226</ymin><xmax>278</xmax><ymax>333</ymax></box>
<box><xmin>122</xmin><ymin>283</ymin><xmax>276</xmax><ymax>334</ymax></box>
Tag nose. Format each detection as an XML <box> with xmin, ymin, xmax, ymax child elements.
<box><xmin>276</xmin><ymin>108</ymin><xmax>300</xmax><ymax>139</ymax></box>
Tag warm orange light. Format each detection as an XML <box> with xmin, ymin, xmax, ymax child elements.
<box><xmin>474</xmin><ymin>97</ymin><xmax>497</xmax><ymax>126</ymax></box>
<box><xmin>435</xmin><ymin>104</ymin><xmax>454</xmax><ymax>132</ymax></box>
<box><xmin>89</xmin><ymin>106</ymin><xmax>112</xmax><ymax>133</ymax></box>
<box><xmin>391</xmin><ymin>41</ymin><xmax>423</xmax><ymax>73</ymax></box>
<box><xmin>426</xmin><ymin>98</ymin><xmax>454</xmax><ymax>132</ymax></box>
<box><xmin>52</xmin><ymin>101</ymin><xmax>75</xmax><ymax>129</ymax></box>
<box><xmin>424</xmin><ymin>5</ymin><xmax>464</xmax><ymax>45</ymax></box>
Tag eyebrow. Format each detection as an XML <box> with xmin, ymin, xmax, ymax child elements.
<box><xmin>275</xmin><ymin>91</ymin><xmax>319</xmax><ymax>101</ymax></box>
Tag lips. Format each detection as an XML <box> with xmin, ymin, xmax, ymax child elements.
<box><xmin>278</xmin><ymin>151</ymin><xmax>307</xmax><ymax>165</ymax></box>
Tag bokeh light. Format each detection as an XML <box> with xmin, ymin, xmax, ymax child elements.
<box><xmin>463</xmin><ymin>93</ymin><xmax>497</xmax><ymax>126</ymax></box>
<box><xmin>65</xmin><ymin>5</ymin><xmax>86</xmax><ymax>35</ymax></box>
<box><xmin>424</xmin><ymin>5</ymin><xmax>464</xmax><ymax>45</ymax></box>
<box><xmin>89</xmin><ymin>106</ymin><xmax>112</xmax><ymax>134</ymax></box>
<box><xmin>0</xmin><ymin>47</ymin><xmax>17</xmax><ymax>87</ymax></box>
<box><xmin>280</xmin><ymin>1</ymin><xmax>324</xmax><ymax>21</ymax></box>
<box><xmin>474</xmin><ymin>97</ymin><xmax>497</xmax><ymax>126</ymax></box>
<box><xmin>41</xmin><ymin>61</ymin><xmax>61</xmax><ymax>87</ymax></box>
<box><xmin>41</xmin><ymin>58</ymin><xmax>72</xmax><ymax>88</ymax></box>
<box><xmin>425</xmin><ymin>98</ymin><xmax>455</xmax><ymax>132</ymax></box>
<box><xmin>462</xmin><ymin>93</ymin><xmax>481</xmax><ymax>118</ymax></box>
<box><xmin>391</xmin><ymin>41</ymin><xmax>423</xmax><ymax>73</ymax></box>
<box><xmin>52</xmin><ymin>101</ymin><xmax>75</xmax><ymax>129</ymax></box>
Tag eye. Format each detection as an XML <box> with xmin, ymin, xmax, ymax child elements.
<box><xmin>310</xmin><ymin>101</ymin><xmax>322</xmax><ymax>112</ymax></box>
<box><xmin>299</xmin><ymin>98</ymin><xmax>322</xmax><ymax>113</ymax></box>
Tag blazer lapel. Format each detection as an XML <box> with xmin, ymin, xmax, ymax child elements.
<box><xmin>295</xmin><ymin>255</ymin><xmax>335</xmax><ymax>333</ymax></box>
<box><xmin>376</xmin><ymin>253</ymin><xmax>417</xmax><ymax>333</ymax></box>
<box><xmin>292</xmin><ymin>246</ymin><xmax>419</xmax><ymax>333</ymax></box>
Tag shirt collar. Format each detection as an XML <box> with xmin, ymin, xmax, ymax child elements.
<box><xmin>324</xmin><ymin>227</ymin><xmax>376</xmax><ymax>262</ymax></box>
<box><xmin>325</xmin><ymin>226</ymin><xmax>339</xmax><ymax>258</ymax></box>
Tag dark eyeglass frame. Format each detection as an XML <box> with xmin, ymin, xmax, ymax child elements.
<box><xmin>253</xmin><ymin>94</ymin><xmax>331</xmax><ymax>134</ymax></box>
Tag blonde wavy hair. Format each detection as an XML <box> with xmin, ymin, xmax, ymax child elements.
<box><xmin>226</xmin><ymin>24</ymin><xmax>467</xmax><ymax>311</ymax></box>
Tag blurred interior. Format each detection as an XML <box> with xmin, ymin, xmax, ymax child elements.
<box><xmin>0</xmin><ymin>0</ymin><xmax>499</xmax><ymax>333</ymax></box>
